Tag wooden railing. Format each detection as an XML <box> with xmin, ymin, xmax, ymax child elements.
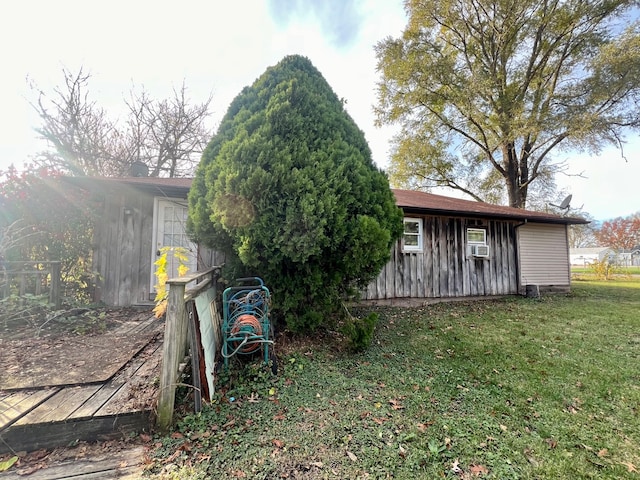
<box><xmin>156</xmin><ymin>266</ymin><xmax>221</xmax><ymax>432</ymax></box>
<box><xmin>0</xmin><ymin>261</ymin><xmax>62</xmax><ymax>308</ymax></box>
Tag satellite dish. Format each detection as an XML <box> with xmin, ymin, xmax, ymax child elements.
<box><xmin>549</xmin><ymin>194</ymin><xmax>572</xmax><ymax>211</ymax></box>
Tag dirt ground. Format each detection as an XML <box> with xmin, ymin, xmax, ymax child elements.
<box><xmin>0</xmin><ymin>307</ymin><xmax>157</xmax><ymax>390</ymax></box>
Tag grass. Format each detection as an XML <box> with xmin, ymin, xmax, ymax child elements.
<box><xmin>571</xmin><ymin>265</ymin><xmax>640</xmax><ymax>275</ymax></box>
<box><xmin>146</xmin><ymin>279</ymin><xmax>640</xmax><ymax>479</ymax></box>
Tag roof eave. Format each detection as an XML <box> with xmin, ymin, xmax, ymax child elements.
<box><xmin>399</xmin><ymin>206</ymin><xmax>589</xmax><ymax>225</ymax></box>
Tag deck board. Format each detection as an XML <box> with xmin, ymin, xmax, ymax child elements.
<box><xmin>14</xmin><ymin>385</ymin><xmax>103</xmax><ymax>425</ymax></box>
<box><xmin>0</xmin><ymin>389</ymin><xmax>61</xmax><ymax>429</ymax></box>
<box><xmin>0</xmin><ymin>412</ymin><xmax>152</xmax><ymax>456</ymax></box>
<box><xmin>77</xmin><ymin>341</ymin><xmax>161</xmax><ymax>418</ymax></box>
<box><xmin>0</xmin><ymin>330</ymin><xmax>162</xmax><ymax>455</ymax></box>
<box><xmin>0</xmin><ymin>445</ymin><xmax>147</xmax><ymax>480</ymax></box>
<box><xmin>97</xmin><ymin>342</ymin><xmax>162</xmax><ymax>416</ymax></box>
<box><xmin>116</xmin><ymin>315</ymin><xmax>162</xmax><ymax>336</ymax></box>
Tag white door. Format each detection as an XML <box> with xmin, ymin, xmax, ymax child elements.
<box><xmin>151</xmin><ymin>198</ymin><xmax>198</xmax><ymax>295</ymax></box>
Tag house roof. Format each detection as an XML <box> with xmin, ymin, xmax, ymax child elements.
<box><xmin>62</xmin><ymin>176</ymin><xmax>193</xmax><ymax>199</ymax></box>
<box><xmin>393</xmin><ymin>189</ymin><xmax>588</xmax><ymax>225</ymax></box>
<box><xmin>63</xmin><ymin>176</ymin><xmax>588</xmax><ymax>225</ymax></box>
<box><xmin>570</xmin><ymin>247</ymin><xmax>613</xmax><ymax>255</ymax></box>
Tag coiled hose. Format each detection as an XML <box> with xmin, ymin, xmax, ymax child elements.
<box><xmin>222</xmin><ymin>313</ymin><xmax>274</xmax><ymax>359</ymax></box>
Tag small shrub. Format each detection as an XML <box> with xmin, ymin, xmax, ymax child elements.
<box><xmin>341</xmin><ymin>312</ymin><xmax>379</xmax><ymax>352</ymax></box>
<box><xmin>590</xmin><ymin>258</ymin><xmax>621</xmax><ymax>280</ymax></box>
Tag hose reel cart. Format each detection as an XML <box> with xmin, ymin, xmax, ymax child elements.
<box><xmin>221</xmin><ymin>277</ymin><xmax>276</xmax><ymax>372</ymax></box>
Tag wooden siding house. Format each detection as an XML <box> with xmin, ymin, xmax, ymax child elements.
<box><xmin>63</xmin><ymin>176</ymin><xmax>222</xmax><ymax>307</ymax></box>
<box><xmin>363</xmin><ymin>190</ymin><xmax>588</xmax><ymax>301</ymax></box>
<box><xmin>63</xmin><ymin>178</ymin><xmax>586</xmax><ymax>307</ymax></box>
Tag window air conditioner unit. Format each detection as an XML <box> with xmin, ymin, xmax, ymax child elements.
<box><xmin>469</xmin><ymin>244</ymin><xmax>490</xmax><ymax>258</ymax></box>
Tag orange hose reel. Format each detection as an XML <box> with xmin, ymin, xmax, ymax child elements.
<box><xmin>230</xmin><ymin>314</ymin><xmax>263</xmax><ymax>353</ymax></box>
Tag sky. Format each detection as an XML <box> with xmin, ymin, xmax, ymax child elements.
<box><xmin>0</xmin><ymin>0</ymin><xmax>638</xmax><ymax>222</ymax></box>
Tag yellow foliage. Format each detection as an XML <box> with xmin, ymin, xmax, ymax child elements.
<box><xmin>153</xmin><ymin>246</ymin><xmax>190</xmax><ymax>318</ymax></box>
<box><xmin>178</xmin><ymin>264</ymin><xmax>189</xmax><ymax>277</ymax></box>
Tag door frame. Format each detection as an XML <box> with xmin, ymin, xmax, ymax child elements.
<box><xmin>150</xmin><ymin>197</ymin><xmax>198</xmax><ymax>296</ymax></box>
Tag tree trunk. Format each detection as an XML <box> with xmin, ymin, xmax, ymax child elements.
<box><xmin>503</xmin><ymin>142</ymin><xmax>527</xmax><ymax>209</ymax></box>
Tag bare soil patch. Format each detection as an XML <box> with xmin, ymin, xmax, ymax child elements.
<box><xmin>0</xmin><ymin>307</ymin><xmax>158</xmax><ymax>390</ymax></box>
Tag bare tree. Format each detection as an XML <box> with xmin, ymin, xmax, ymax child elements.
<box><xmin>125</xmin><ymin>83</ymin><xmax>213</xmax><ymax>177</ymax></box>
<box><xmin>567</xmin><ymin>214</ymin><xmax>597</xmax><ymax>249</ymax></box>
<box><xmin>30</xmin><ymin>68</ymin><xmax>213</xmax><ymax>177</ymax></box>
<box><xmin>30</xmin><ymin>68</ymin><xmax>123</xmax><ymax>176</ymax></box>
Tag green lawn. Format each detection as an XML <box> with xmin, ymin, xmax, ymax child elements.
<box><xmin>147</xmin><ymin>279</ymin><xmax>640</xmax><ymax>479</ymax></box>
<box><xmin>571</xmin><ymin>265</ymin><xmax>640</xmax><ymax>275</ymax></box>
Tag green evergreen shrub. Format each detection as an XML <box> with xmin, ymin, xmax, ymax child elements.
<box><xmin>188</xmin><ymin>55</ymin><xmax>403</xmax><ymax>332</ymax></box>
<box><xmin>341</xmin><ymin>312</ymin><xmax>379</xmax><ymax>352</ymax></box>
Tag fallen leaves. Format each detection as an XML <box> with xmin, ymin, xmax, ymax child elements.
<box><xmin>469</xmin><ymin>464</ymin><xmax>490</xmax><ymax>476</ymax></box>
<box><xmin>563</xmin><ymin>397</ymin><xmax>582</xmax><ymax>414</ymax></box>
<box><xmin>416</xmin><ymin>421</ymin><xmax>433</xmax><ymax>432</ymax></box>
<box><xmin>0</xmin><ymin>456</ymin><xmax>18</xmax><ymax>472</ymax></box>
<box><xmin>451</xmin><ymin>459</ymin><xmax>490</xmax><ymax>478</ymax></box>
<box><xmin>398</xmin><ymin>444</ymin><xmax>408</xmax><ymax>458</ymax></box>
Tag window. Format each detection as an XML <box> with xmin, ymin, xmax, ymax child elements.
<box><xmin>467</xmin><ymin>228</ymin><xmax>486</xmax><ymax>245</ymax></box>
<box><xmin>403</xmin><ymin>218</ymin><xmax>423</xmax><ymax>252</ymax></box>
<box><xmin>467</xmin><ymin>227</ymin><xmax>489</xmax><ymax>258</ymax></box>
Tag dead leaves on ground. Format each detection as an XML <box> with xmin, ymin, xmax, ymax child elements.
<box><xmin>346</xmin><ymin>450</ymin><xmax>358</xmax><ymax>462</ymax></box>
<box><xmin>451</xmin><ymin>459</ymin><xmax>490</xmax><ymax>478</ymax></box>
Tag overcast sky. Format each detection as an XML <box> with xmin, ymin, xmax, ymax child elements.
<box><xmin>1</xmin><ymin>0</ymin><xmax>638</xmax><ymax>221</ymax></box>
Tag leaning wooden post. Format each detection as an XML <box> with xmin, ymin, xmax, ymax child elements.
<box><xmin>50</xmin><ymin>261</ymin><xmax>62</xmax><ymax>309</ymax></box>
<box><xmin>157</xmin><ymin>277</ymin><xmax>189</xmax><ymax>432</ymax></box>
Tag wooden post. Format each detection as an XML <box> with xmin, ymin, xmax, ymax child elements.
<box><xmin>50</xmin><ymin>261</ymin><xmax>61</xmax><ymax>309</ymax></box>
<box><xmin>154</xmin><ymin>267</ymin><xmax>220</xmax><ymax>432</ymax></box>
<box><xmin>156</xmin><ymin>278</ymin><xmax>189</xmax><ymax>432</ymax></box>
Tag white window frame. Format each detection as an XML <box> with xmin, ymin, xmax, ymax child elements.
<box><xmin>402</xmin><ymin>217</ymin><xmax>423</xmax><ymax>252</ymax></box>
<box><xmin>467</xmin><ymin>227</ymin><xmax>487</xmax><ymax>246</ymax></box>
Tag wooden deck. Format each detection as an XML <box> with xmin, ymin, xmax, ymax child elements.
<box><xmin>0</xmin><ymin>315</ymin><xmax>163</xmax><ymax>455</ymax></box>
<box><xmin>0</xmin><ymin>445</ymin><xmax>148</xmax><ymax>479</ymax></box>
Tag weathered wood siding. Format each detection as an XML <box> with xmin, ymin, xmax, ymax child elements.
<box><xmin>92</xmin><ymin>187</ymin><xmax>223</xmax><ymax>307</ymax></box>
<box><xmin>93</xmin><ymin>188</ymin><xmax>156</xmax><ymax>306</ymax></box>
<box><xmin>363</xmin><ymin>215</ymin><xmax>519</xmax><ymax>300</ymax></box>
<box><xmin>517</xmin><ymin>223</ymin><xmax>570</xmax><ymax>290</ymax></box>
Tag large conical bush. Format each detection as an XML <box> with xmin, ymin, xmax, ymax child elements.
<box><xmin>188</xmin><ymin>55</ymin><xmax>402</xmax><ymax>331</ymax></box>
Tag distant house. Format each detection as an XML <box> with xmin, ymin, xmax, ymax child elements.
<box><xmin>363</xmin><ymin>190</ymin><xmax>588</xmax><ymax>301</ymax></box>
<box><xmin>569</xmin><ymin>247</ymin><xmax>615</xmax><ymax>266</ymax></box>
<box><xmin>64</xmin><ymin>177</ymin><xmax>587</xmax><ymax>306</ymax></box>
<box><xmin>618</xmin><ymin>249</ymin><xmax>640</xmax><ymax>267</ymax></box>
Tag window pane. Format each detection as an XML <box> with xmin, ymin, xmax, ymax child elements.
<box><xmin>404</xmin><ymin>235</ymin><xmax>419</xmax><ymax>247</ymax></box>
<box><xmin>467</xmin><ymin>229</ymin><xmax>486</xmax><ymax>244</ymax></box>
<box><xmin>404</xmin><ymin>221</ymin><xmax>419</xmax><ymax>234</ymax></box>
